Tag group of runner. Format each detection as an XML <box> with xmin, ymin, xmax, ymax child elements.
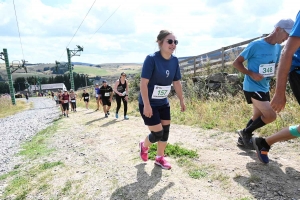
<box><xmin>53</xmin><ymin>74</ymin><xmax>130</xmax><ymax>119</ymax></box>
<box><xmin>139</xmin><ymin>11</ymin><xmax>300</xmax><ymax>170</ymax></box>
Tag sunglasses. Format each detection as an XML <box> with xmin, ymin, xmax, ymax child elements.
<box><xmin>166</xmin><ymin>39</ymin><xmax>178</xmax><ymax>45</ymax></box>
<box><xmin>121</xmin><ymin>75</ymin><xmax>126</xmax><ymax>77</ymax></box>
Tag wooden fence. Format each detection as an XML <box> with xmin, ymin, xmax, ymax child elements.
<box><xmin>179</xmin><ymin>34</ymin><xmax>268</xmax><ymax>75</ymax></box>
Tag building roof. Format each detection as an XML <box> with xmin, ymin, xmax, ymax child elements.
<box><xmin>30</xmin><ymin>83</ymin><xmax>66</xmax><ymax>91</ymax></box>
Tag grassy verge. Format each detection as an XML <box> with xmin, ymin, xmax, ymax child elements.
<box><xmin>0</xmin><ymin>98</ymin><xmax>33</xmax><ymax>118</ymax></box>
<box><xmin>0</xmin><ymin>120</ymin><xmax>64</xmax><ymax>199</ymax></box>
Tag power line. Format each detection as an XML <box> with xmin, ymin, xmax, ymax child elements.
<box><xmin>58</xmin><ymin>0</ymin><xmax>97</xmax><ymax>60</ymax></box>
<box><xmin>89</xmin><ymin>4</ymin><xmax>122</xmax><ymax>40</ymax></box>
<box><xmin>13</xmin><ymin>0</ymin><xmax>24</xmax><ymax>60</ymax></box>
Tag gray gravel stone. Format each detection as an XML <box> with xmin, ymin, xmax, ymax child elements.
<box><xmin>0</xmin><ymin>97</ymin><xmax>59</xmax><ymax>176</ymax></box>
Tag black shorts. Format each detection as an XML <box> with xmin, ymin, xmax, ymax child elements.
<box><xmin>102</xmin><ymin>97</ymin><xmax>111</xmax><ymax>106</ymax></box>
<box><xmin>62</xmin><ymin>103</ymin><xmax>69</xmax><ymax>110</ymax></box>
<box><xmin>84</xmin><ymin>99</ymin><xmax>89</xmax><ymax>103</ymax></box>
<box><xmin>139</xmin><ymin>103</ymin><xmax>171</xmax><ymax>126</ymax></box>
<box><xmin>243</xmin><ymin>90</ymin><xmax>270</xmax><ymax>104</ymax></box>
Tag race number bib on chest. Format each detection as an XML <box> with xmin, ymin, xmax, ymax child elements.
<box><xmin>85</xmin><ymin>96</ymin><xmax>88</xmax><ymax>99</ymax></box>
<box><xmin>259</xmin><ymin>63</ymin><xmax>275</xmax><ymax>77</ymax></box>
<box><xmin>71</xmin><ymin>100</ymin><xmax>76</xmax><ymax>102</ymax></box>
<box><xmin>104</xmin><ymin>92</ymin><xmax>110</xmax><ymax>97</ymax></box>
<box><xmin>64</xmin><ymin>100</ymin><xmax>68</xmax><ymax>103</ymax></box>
<box><xmin>152</xmin><ymin>85</ymin><xmax>171</xmax><ymax>99</ymax></box>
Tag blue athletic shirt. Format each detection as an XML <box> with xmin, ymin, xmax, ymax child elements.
<box><xmin>138</xmin><ymin>51</ymin><xmax>181</xmax><ymax>106</ymax></box>
<box><xmin>95</xmin><ymin>87</ymin><xmax>100</xmax><ymax>97</ymax></box>
<box><xmin>290</xmin><ymin>11</ymin><xmax>300</xmax><ymax>71</ymax></box>
<box><xmin>240</xmin><ymin>38</ymin><xmax>281</xmax><ymax>92</ymax></box>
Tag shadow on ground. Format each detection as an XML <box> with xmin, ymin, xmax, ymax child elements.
<box><xmin>234</xmin><ymin>149</ymin><xmax>300</xmax><ymax>199</ymax></box>
<box><xmin>110</xmin><ymin>163</ymin><xmax>174</xmax><ymax>200</ymax></box>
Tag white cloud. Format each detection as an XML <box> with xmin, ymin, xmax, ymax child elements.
<box><xmin>0</xmin><ymin>0</ymin><xmax>298</xmax><ymax>64</ymax></box>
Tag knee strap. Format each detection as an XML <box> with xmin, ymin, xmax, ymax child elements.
<box><xmin>161</xmin><ymin>125</ymin><xmax>170</xmax><ymax>142</ymax></box>
<box><xmin>289</xmin><ymin>125</ymin><xmax>300</xmax><ymax>137</ymax></box>
<box><xmin>148</xmin><ymin>130</ymin><xmax>163</xmax><ymax>143</ymax></box>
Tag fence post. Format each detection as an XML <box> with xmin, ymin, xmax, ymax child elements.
<box><xmin>221</xmin><ymin>47</ymin><xmax>225</xmax><ymax>69</ymax></box>
<box><xmin>193</xmin><ymin>57</ymin><xmax>196</xmax><ymax>76</ymax></box>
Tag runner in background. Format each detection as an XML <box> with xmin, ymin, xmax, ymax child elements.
<box><xmin>114</xmin><ymin>72</ymin><xmax>129</xmax><ymax>119</ymax></box>
<box><xmin>95</xmin><ymin>83</ymin><xmax>100</xmax><ymax>111</ymax></box>
<box><xmin>80</xmin><ymin>89</ymin><xmax>90</xmax><ymax>110</ymax></box>
<box><xmin>99</xmin><ymin>80</ymin><xmax>113</xmax><ymax>118</ymax></box>
<box><xmin>57</xmin><ymin>90</ymin><xmax>64</xmax><ymax>115</ymax></box>
<box><xmin>60</xmin><ymin>89</ymin><xmax>70</xmax><ymax>117</ymax></box>
<box><xmin>69</xmin><ymin>89</ymin><xmax>77</xmax><ymax>112</ymax></box>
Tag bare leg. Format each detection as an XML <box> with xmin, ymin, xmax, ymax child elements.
<box><xmin>266</xmin><ymin>126</ymin><xmax>299</xmax><ymax>146</ymax></box>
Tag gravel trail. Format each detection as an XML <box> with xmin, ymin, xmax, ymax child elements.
<box><xmin>0</xmin><ymin>97</ymin><xmax>59</xmax><ymax>175</ymax></box>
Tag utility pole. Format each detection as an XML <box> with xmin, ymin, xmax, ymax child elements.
<box><xmin>0</xmin><ymin>49</ymin><xmax>27</xmax><ymax>105</ymax></box>
<box><xmin>66</xmin><ymin>45</ymin><xmax>83</xmax><ymax>90</ymax></box>
<box><xmin>85</xmin><ymin>74</ymin><xmax>88</xmax><ymax>87</ymax></box>
<box><xmin>1</xmin><ymin>49</ymin><xmax>15</xmax><ymax>105</ymax></box>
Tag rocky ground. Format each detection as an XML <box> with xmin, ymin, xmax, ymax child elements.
<box><xmin>1</xmin><ymin>99</ymin><xmax>300</xmax><ymax>199</ymax></box>
<box><xmin>0</xmin><ymin>97</ymin><xmax>59</xmax><ymax>176</ymax></box>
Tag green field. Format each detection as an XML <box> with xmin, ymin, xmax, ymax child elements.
<box><xmin>73</xmin><ymin>65</ymin><xmax>141</xmax><ymax>77</ymax></box>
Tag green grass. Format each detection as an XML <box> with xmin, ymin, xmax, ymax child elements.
<box><xmin>2</xmin><ymin>161</ymin><xmax>64</xmax><ymax>199</ymax></box>
<box><xmin>18</xmin><ymin>121</ymin><xmax>60</xmax><ymax>159</ymax></box>
<box><xmin>188</xmin><ymin>169</ymin><xmax>208</xmax><ymax>179</ymax></box>
<box><xmin>73</xmin><ymin>66</ymin><xmax>109</xmax><ymax>76</ymax></box>
<box><xmin>148</xmin><ymin>143</ymin><xmax>198</xmax><ymax>160</ymax></box>
<box><xmin>61</xmin><ymin>180</ymin><xmax>72</xmax><ymax>195</ymax></box>
<box><xmin>0</xmin><ymin>98</ymin><xmax>32</xmax><ymax>118</ymax></box>
<box><xmin>0</xmin><ymin>121</ymin><xmax>65</xmax><ymax>199</ymax></box>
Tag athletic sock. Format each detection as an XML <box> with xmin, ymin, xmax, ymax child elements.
<box><xmin>246</xmin><ymin>119</ymin><xmax>254</xmax><ymax>128</ymax></box>
<box><xmin>261</xmin><ymin>138</ymin><xmax>270</xmax><ymax>149</ymax></box>
<box><xmin>244</xmin><ymin>117</ymin><xmax>266</xmax><ymax>134</ymax></box>
<box><xmin>156</xmin><ymin>156</ymin><xmax>162</xmax><ymax>159</ymax></box>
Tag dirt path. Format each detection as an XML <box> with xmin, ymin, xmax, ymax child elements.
<box><xmin>2</xmin><ymin>107</ymin><xmax>300</xmax><ymax>199</ymax></box>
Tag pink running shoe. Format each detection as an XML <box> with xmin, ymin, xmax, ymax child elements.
<box><xmin>139</xmin><ymin>141</ymin><xmax>149</xmax><ymax>162</ymax></box>
<box><xmin>155</xmin><ymin>156</ymin><xmax>171</xmax><ymax>170</ymax></box>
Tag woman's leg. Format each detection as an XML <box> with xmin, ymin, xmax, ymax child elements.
<box><xmin>122</xmin><ymin>96</ymin><xmax>128</xmax><ymax>116</ymax></box>
<box><xmin>116</xmin><ymin>95</ymin><xmax>121</xmax><ymax>114</ymax></box>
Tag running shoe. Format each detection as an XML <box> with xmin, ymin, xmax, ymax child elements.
<box><xmin>105</xmin><ymin>113</ymin><xmax>108</xmax><ymax>118</ymax></box>
<box><xmin>115</xmin><ymin>113</ymin><xmax>118</xmax><ymax>119</ymax></box>
<box><xmin>237</xmin><ymin>136</ymin><xmax>244</xmax><ymax>146</ymax></box>
<box><xmin>124</xmin><ymin>116</ymin><xmax>129</xmax><ymax>120</ymax></box>
<box><xmin>252</xmin><ymin>137</ymin><xmax>269</xmax><ymax>164</ymax></box>
<box><xmin>139</xmin><ymin>141</ymin><xmax>148</xmax><ymax>162</ymax></box>
<box><xmin>155</xmin><ymin>156</ymin><xmax>171</xmax><ymax>170</ymax></box>
<box><xmin>237</xmin><ymin>129</ymin><xmax>254</xmax><ymax>150</ymax></box>
<box><xmin>107</xmin><ymin>111</ymin><xmax>110</xmax><ymax>115</ymax></box>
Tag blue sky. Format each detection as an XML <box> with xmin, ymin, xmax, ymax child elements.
<box><xmin>0</xmin><ymin>0</ymin><xmax>298</xmax><ymax>64</ymax></box>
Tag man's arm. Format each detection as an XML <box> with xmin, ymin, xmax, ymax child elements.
<box><xmin>271</xmin><ymin>37</ymin><xmax>300</xmax><ymax>112</ymax></box>
<box><xmin>233</xmin><ymin>56</ymin><xmax>264</xmax><ymax>81</ymax></box>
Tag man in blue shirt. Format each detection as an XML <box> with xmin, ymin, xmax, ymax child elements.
<box><xmin>233</xmin><ymin>18</ymin><xmax>294</xmax><ymax>149</ymax></box>
<box><xmin>252</xmin><ymin>11</ymin><xmax>300</xmax><ymax>164</ymax></box>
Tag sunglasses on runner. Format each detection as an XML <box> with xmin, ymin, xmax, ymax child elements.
<box><xmin>166</xmin><ymin>39</ymin><xmax>178</xmax><ymax>45</ymax></box>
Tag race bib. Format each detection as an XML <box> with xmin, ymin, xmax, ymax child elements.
<box><xmin>259</xmin><ymin>63</ymin><xmax>275</xmax><ymax>77</ymax></box>
<box><xmin>85</xmin><ymin>97</ymin><xmax>88</xmax><ymax>99</ymax></box>
<box><xmin>64</xmin><ymin>100</ymin><xmax>68</xmax><ymax>103</ymax></box>
<box><xmin>105</xmin><ymin>92</ymin><xmax>110</xmax><ymax>97</ymax></box>
<box><xmin>95</xmin><ymin>94</ymin><xmax>98</xmax><ymax>98</ymax></box>
<box><xmin>122</xmin><ymin>91</ymin><xmax>126</xmax><ymax>96</ymax></box>
<box><xmin>152</xmin><ymin>85</ymin><xmax>171</xmax><ymax>99</ymax></box>
<box><xmin>71</xmin><ymin>100</ymin><xmax>76</xmax><ymax>103</ymax></box>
